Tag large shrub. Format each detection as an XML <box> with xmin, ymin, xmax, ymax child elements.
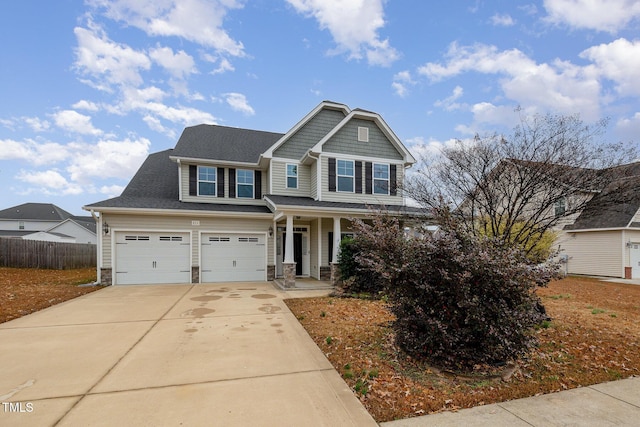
<box><xmin>337</xmin><ymin>237</ymin><xmax>382</xmax><ymax>295</ymax></box>
<box><xmin>351</xmin><ymin>214</ymin><xmax>557</xmax><ymax>371</ymax></box>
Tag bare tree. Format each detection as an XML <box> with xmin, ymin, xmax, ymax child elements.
<box><xmin>408</xmin><ymin>112</ymin><xmax>639</xmax><ymax>259</ymax></box>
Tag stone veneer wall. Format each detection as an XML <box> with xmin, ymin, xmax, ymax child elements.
<box><xmin>100</xmin><ymin>268</ymin><xmax>113</xmax><ymax>286</ymax></box>
<box><xmin>282</xmin><ymin>263</ymin><xmax>296</xmax><ymax>288</ymax></box>
<box><xmin>191</xmin><ymin>267</ymin><xmax>199</xmax><ymax>284</ymax></box>
<box><xmin>267</xmin><ymin>265</ymin><xmax>275</xmax><ymax>281</ymax></box>
<box><xmin>319</xmin><ymin>266</ymin><xmax>331</xmax><ymax>281</ymax></box>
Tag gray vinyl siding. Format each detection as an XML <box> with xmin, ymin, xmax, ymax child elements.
<box><xmin>323</xmin><ymin>119</ymin><xmax>404</xmax><ymax>161</ymax></box>
<box><xmin>273</xmin><ymin>109</ymin><xmax>346</xmax><ymax>159</ymax></box>
<box><xmin>319</xmin><ymin>156</ymin><xmax>405</xmax><ymax>205</ymax></box>
<box><xmin>100</xmin><ymin>213</ymin><xmax>273</xmax><ymax>268</ymax></box>
<box><xmin>180</xmin><ymin>163</ymin><xmax>267</xmax><ymax>206</ymax></box>
<box><xmin>561</xmin><ymin>230</ymin><xmax>622</xmax><ymax>277</ymax></box>
<box><xmin>270</xmin><ymin>161</ymin><xmax>311</xmax><ymax>197</ymax></box>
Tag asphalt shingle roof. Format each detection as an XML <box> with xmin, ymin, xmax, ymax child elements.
<box><xmin>0</xmin><ymin>203</ymin><xmax>73</xmax><ymax>221</ymax></box>
<box><xmin>172</xmin><ymin>124</ymin><xmax>284</xmax><ymax>163</ymax></box>
<box><xmin>264</xmin><ymin>194</ymin><xmax>428</xmax><ymax>216</ymax></box>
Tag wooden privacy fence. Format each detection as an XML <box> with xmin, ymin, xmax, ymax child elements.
<box><xmin>0</xmin><ymin>238</ymin><xmax>96</xmax><ymax>269</ymax></box>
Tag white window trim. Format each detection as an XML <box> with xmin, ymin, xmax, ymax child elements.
<box><xmin>373</xmin><ymin>163</ymin><xmax>390</xmax><ymax>195</ymax></box>
<box><xmin>197</xmin><ymin>165</ymin><xmax>217</xmax><ymax>197</ymax></box>
<box><xmin>286</xmin><ymin>163</ymin><xmax>298</xmax><ymax>189</ymax></box>
<box><xmin>236</xmin><ymin>169</ymin><xmax>254</xmax><ymax>199</ymax></box>
<box><xmin>337</xmin><ymin>159</ymin><xmax>355</xmax><ymax>193</ymax></box>
<box><xmin>358</xmin><ymin>126</ymin><xmax>369</xmax><ymax>142</ymax></box>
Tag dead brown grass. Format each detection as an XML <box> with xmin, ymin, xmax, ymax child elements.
<box><xmin>0</xmin><ymin>267</ymin><xmax>101</xmax><ymax>323</ymax></box>
<box><xmin>284</xmin><ymin>276</ymin><xmax>640</xmax><ymax>422</ymax></box>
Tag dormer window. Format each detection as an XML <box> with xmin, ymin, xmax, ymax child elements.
<box><xmin>555</xmin><ymin>197</ymin><xmax>566</xmax><ymax>217</ymax></box>
<box><xmin>237</xmin><ymin>169</ymin><xmax>254</xmax><ymax>198</ymax></box>
<box><xmin>286</xmin><ymin>164</ymin><xmax>298</xmax><ymax>189</ymax></box>
<box><xmin>198</xmin><ymin>166</ymin><xmax>217</xmax><ymax>196</ymax></box>
<box><xmin>358</xmin><ymin>126</ymin><xmax>369</xmax><ymax>142</ymax></box>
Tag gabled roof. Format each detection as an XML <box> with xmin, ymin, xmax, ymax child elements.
<box><xmin>308</xmin><ymin>108</ymin><xmax>416</xmax><ymax>166</ymax></box>
<box><xmin>0</xmin><ymin>203</ymin><xmax>73</xmax><ymax>221</ymax></box>
<box><xmin>170</xmin><ymin>124</ymin><xmax>283</xmax><ymax>164</ymax></box>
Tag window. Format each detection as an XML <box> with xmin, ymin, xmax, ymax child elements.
<box><xmin>18</xmin><ymin>221</ymin><xmax>24</xmax><ymax>230</ymax></box>
<box><xmin>373</xmin><ymin>163</ymin><xmax>389</xmax><ymax>195</ymax></box>
<box><xmin>237</xmin><ymin>169</ymin><xmax>254</xmax><ymax>198</ymax></box>
<box><xmin>286</xmin><ymin>164</ymin><xmax>298</xmax><ymax>189</ymax></box>
<box><xmin>358</xmin><ymin>126</ymin><xmax>369</xmax><ymax>142</ymax></box>
<box><xmin>198</xmin><ymin>166</ymin><xmax>216</xmax><ymax>196</ymax></box>
<box><xmin>554</xmin><ymin>197</ymin><xmax>566</xmax><ymax>217</ymax></box>
<box><xmin>337</xmin><ymin>159</ymin><xmax>354</xmax><ymax>192</ymax></box>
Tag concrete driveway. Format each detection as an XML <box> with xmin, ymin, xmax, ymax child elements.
<box><xmin>0</xmin><ymin>283</ymin><xmax>376</xmax><ymax>426</ymax></box>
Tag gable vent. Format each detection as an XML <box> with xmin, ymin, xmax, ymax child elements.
<box><xmin>358</xmin><ymin>126</ymin><xmax>369</xmax><ymax>142</ymax></box>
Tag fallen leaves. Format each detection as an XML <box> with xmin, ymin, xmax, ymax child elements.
<box><xmin>285</xmin><ymin>276</ymin><xmax>640</xmax><ymax>422</ymax></box>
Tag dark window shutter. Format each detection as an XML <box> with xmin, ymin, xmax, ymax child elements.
<box><xmin>355</xmin><ymin>161</ymin><xmax>362</xmax><ymax>194</ymax></box>
<box><xmin>365</xmin><ymin>162</ymin><xmax>372</xmax><ymax>194</ymax></box>
<box><xmin>189</xmin><ymin>165</ymin><xmax>197</xmax><ymax>196</ymax></box>
<box><xmin>328</xmin><ymin>158</ymin><xmax>336</xmax><ymax>192</ymax></box>
<box><xmin>254</xmin><ymin>170</ymin><xmax>262</xmax><ymax>199</ymax></box>
<box><xmin>390</xmin><ymin>164</ymin><xmax>397</xmax><ymax>196</ymax></box>
<box><xmin>217</xmin><ymin>167</ymin><xmax>225</xmax><ymax>198</ymax></box>
<box><xmin>229</xmin><ymin>168</ymin><xmax>236</xmax><ymax>198</ymax></box>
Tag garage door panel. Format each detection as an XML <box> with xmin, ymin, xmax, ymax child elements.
<box><xmin>115</xmin><ymin>233</ymin><xmax>191</xmax><ymax>285</ymax></box>
<box><xmin>201</xmin><ymin>233</ymin><xmax>265</xmax><ymax>282</ymax></box>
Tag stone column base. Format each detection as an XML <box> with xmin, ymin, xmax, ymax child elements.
<box><xmin>100</xmin><ymin>268</ymin><xmax>113</xmax><ymax>286</ymax></box>
<box><xmin>267</xmin><ymin>265</ymin><xmax>276</xmax><ymax>281</ymax></box>
<box><xmin>191</xmin><ymin>266</ymin><xmax>200</xmax><ymax>284</ymax></box>
<box><xmin>330</xmin><ymin>263</ymin><xmax>341</xmax><ymax>287</ymax></box>
<box><xmin>282</xmin><ymin>263</ymin><xmax>297</xmax><ymax>288</ymax></box>
<box><xmin>319</xmin><ymin>266</ymin><xmax>331</xmax><ymax>281</ymax></box>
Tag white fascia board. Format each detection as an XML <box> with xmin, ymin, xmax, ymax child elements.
<box><xmin>168</xmin><ymin>155</ymin><xmax>260</xmax><ymax>168</ymax></box>
<box><xmin>82</xmin><ymin>206</ymin><xmax>274</xmax><ymax>219</ymax></box>
<box><xmin>262</xmin><ymin>101</ymin><xmax>351</xmax><ymax>158</ymax></box>
<box><xmin>565</xmin><ymin>227</ymin><xmax>631</xmax><ymax>233</ymax></box>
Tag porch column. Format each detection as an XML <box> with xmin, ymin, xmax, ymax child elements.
<box><xmin>331</xmin><ymin>217</ymin><xmax>342</xmax><ymax>287</ymax></box>
<box><xmin>282</xmin><ymin>214</ymin><xmax>296</xmax><ymax>288</ymax></box>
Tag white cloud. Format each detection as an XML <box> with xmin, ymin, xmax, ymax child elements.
<box><xmin>580</xmin><ymin>38</ymin><xmax>640</xmax><ymax>97</ymax></box>
<box><xmin>149</xmin><ymin>45</ymin><xmax>197</xmax><ymax>78</ymax></box>
<box><xmin>72</xmin><ymin>100</ymin><xmax>100</xmax><ymax>112</ymax></box>
<box><xmin>100</xmin><ymin>184</ymin><xmax>125</xmax><ymax>197</ymax></box>
<box><xmin>392</xmin><ymin>70</ymin><xmax>415</xmax><ymax>97</ymax></box>
<box><xmin>16</xmin><ymin>170</ymin><xmax>83</xmax><ymax>195</ymax></box>
<box><xmin>543</xmin><ymin>0</ymin><xmax>640</xmax><ymax>33</ymax></box>
<box><xmin>223</xmin><ymin>92</ymin><xmax>255</xmax><ymax>116</ymax></box>
<box><xmin>490</xmin><ymin>13</ymin><xmax>515</xmax><ymax>26</ymax></box>
<box><xmin>434</xmin><ymin>86</ymin><xmax>464</xmax><ymax>111</ymax></box>
<box><xmin>52</xmin><ymin>110</ymin><xmax>103</xmax><ymax>136</ymax></box>
<box><xmin>0</xmin><ymin>139</ymin><xmax>70</xmax><ymax>166</ymax></box>
<box><xmin>88</xmin><ymin>0</ymin><xmax>245</xmax><ymax>56</ymax></box>
<box><xmin>418</xmin><ymin>42</ymin><xmax>602</xmax><ymax>121</ymax></box>
<box><xmin>23</xmin><ymin>117</ymin><xmax>51</xmax><ymax>132</ymax></box>
<box><xmin>67</xmin><ymin>137</ymin><xmax>151</xmax><ymax>183</ymax></box>
<box><xmin>286</xmin><ymin>0</ymin><xmax>399</xmax><ymax>66</ymax></box>
<box><xmin>615</xmin><ymin>112</ymin><xmax>640</xmax><ymax>142</ymax></box>
<box><xmin>74</xmin><ymin>24</ymin><xmax>151</xmax><ymax>90</ymax></box>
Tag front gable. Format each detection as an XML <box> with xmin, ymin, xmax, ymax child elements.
<box><xmin>322</xmin><ymin>118</ymin><xmax>404</xmax><ymax>161</ymax></box>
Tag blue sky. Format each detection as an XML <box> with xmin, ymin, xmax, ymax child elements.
<box><xmin>1</xmin><ymin>0</ymin><xmax>639</xmax><ymax>215</ymax></box>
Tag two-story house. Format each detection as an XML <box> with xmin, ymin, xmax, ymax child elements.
<box><xmin>84</xmin><ymin>101</ymin><xmax>421</xmax><ymax>286</ymax></box>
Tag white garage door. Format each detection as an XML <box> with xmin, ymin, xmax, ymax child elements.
<box><xmin>201</xmin><ymin>233</ymin><xmax>266</xmax><ymax>282</ymax></box>
<box><xmin>115</xmin><ymin>232</ymin><xmax>191</xmax><ymax>285</ymax></box>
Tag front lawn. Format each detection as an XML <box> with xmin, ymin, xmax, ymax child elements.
<box><xmin>285</xmin><ymin>276</ymin><xmax>640</xmax><ymax>422</ymax></box>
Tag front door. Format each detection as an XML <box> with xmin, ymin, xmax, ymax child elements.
<box><xmin>283</xmin><ymin>232</ymin><xmax>303</xmax><ymax>275</ymax></box>
<box><xmin>631</xmin><ymin>243</ymin><xmax>640</xmax><ymax>279</ymax></box>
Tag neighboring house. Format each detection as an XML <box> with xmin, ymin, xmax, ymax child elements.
<box><xmin>559</xmin><ymin>162</ymin><xmax>640</xmax><ymax>279</ymax></box>
<box><xmin>84</xmin><ymin>101</ymin><xmax>423</xmax><ymax>286</ymax></box>
<box><xmin>0</xmin><ymin>203</ymin><xmax>96</xmax><ymax>244</ymax></box>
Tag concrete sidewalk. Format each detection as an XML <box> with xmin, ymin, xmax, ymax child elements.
<box><xmin>0</xmin><ymin>282</ymin><xmax>375</xmax><ymax>426</ymax></box>
<box><xmin>382</xmin><ymin>376</ymin><xmax>640</xmax><ymax>426</ymax></box>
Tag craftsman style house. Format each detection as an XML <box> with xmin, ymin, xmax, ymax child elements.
<box><xmin>84</xmin><ymin>101</ymin><xmax>420</xmax><ymax>286</ymax></box>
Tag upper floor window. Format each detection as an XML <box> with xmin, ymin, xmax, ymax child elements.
<box><xmin>554</xmin><ymin>197</ymin><xmax>566</xmax><ymax>217</ymax></box>
<box><xmin>373</xmin><ymin>163</ymin><xmax>389</xmax><ymax>195</ymax></box>
<box><xmin>358</xmin><ymin>126</ymin><xmax>369</xmax><ymax>142</ymax></box>
<box><xmin>286</xmin><ymin>164</ymin><xmax>298</xmax><ymax>189</ymax></box>
<box><xmin>337</xmin><ymin>159</ymin><xmax>354</xmax><ymax>192</ymax></box>
<box><xmin>237</xmin><ymin>169</ymin><xmax>254</xmax><ymax>198</ymax></box>
<box><xmin>18</xmin><ymin>221</ymin><xmax>24</xmax><ymax>230</ymax></box>
<box><xmin>198</xmin><ymin>166</ymin><xmax>216</xmax><ymax>196</ymax></box>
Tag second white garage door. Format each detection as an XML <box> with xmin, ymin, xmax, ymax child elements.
<box><xmin>201</xmin><ymin>233</ymin><xmax>266</xmax><ymax>282</ymax></box>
